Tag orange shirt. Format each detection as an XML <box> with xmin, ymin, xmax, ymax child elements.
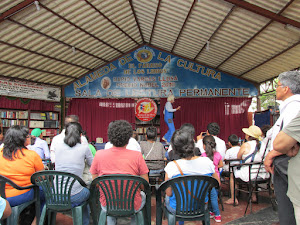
<box><xmin>0</xmin><ymin>148</ymin><xmax>44</xmax><ymax>197</ymax></box>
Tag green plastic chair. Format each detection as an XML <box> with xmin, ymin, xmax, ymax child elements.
<box><xmin>156</xmin><ymin>175</ymin><xmax>219</xmax><ymax>225</ymax></box>
<box><xmin>0</xmin><ymin>174</ymin><xmax>40</xmax><ymax>225</ymax></box>
<box><xmin>31</xmin><ymin>171</ymin><xmax>89</xmax><ymax>225</ymax></box>
<box><xmin>89</xmin><ymin>174</ymin><xmax>151</xmax><ymax>225</ymax></box>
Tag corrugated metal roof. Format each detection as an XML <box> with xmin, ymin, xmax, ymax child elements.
<box><xmin>0</xmin><ymin>0</ymin><xmax>299</xmax><ymax>88</ymax></box>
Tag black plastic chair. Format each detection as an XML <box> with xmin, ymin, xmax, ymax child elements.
<box><xmin>156</xmin><ymin>175</ymin><xmax>219</xmax><ymax>225</ymax></box>
<box><xmin>31</xmin><ymin>171</ymin><xmax>89</xmax><ymax>225</ymax></box>
<box><xmin>0</xmin><ymin>174</ymin><xmax>40</xmax><ymax>225</ymax></box>
<box><xmin>89</xmin><ymin>174</ymin><xmax>151</xmax><ymax>225</ymax></box>
<box><xmin>232</xmin><ymin>161</ymin><xmax>272</xmax><ymax>215</ymax></box>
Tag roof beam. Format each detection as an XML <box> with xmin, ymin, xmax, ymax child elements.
<box><xmin>171</xmin><ymin>0</ymin><xmax>196</xmax><ymax>53</ymax></box>
<box><xmin>8</xmin><ymin>18</ymin><xmax>108</xmax><ymax>63</ymax></box>
<box><xmin>0</xmin><ymin>0</ymin><xmax>36</xmax><ymax>22</ymax></box>
<box><xmin>0</xmin><ymin>60</ymin><xmax>75</xmax><ymax>79</ymax></box>
<box><xmin>223</xmin><ymin>0</ymin><xmax>300</xmax><ymax>28</ymax></box>
<box><xmin>149</xmin><ymin>0</ymin><xmax>162</xmax><ymax>44</ymax></box>
<box><xmin>239</xmin><ymin>40</ymin><xmax>300</xmax><ymax>77</ymax></box>
<box><xmin>216</xmin><ymin>0</ymin><xmax>295</xmax><ymax>69</ymax></box>
<box><xmin>194</xmin><ymin>6</ymin><xmax>235</xmax><ymax>60</ymax></box>
<box><xmin>39</xmin><ymin>3</ymin><xmax>124</xmax><ymax>54</ymax></box>
<box><xmin>0</xmin><ymin>41</ymin><xmax>91</xmax><ymax>71</ymax></box>
<box><xmin>128</xmin><ymin>0</ymin><xmax>144</xmax><ymax>43</ymax></box>
<box><xmin>85</xmin><ymin>0</ymin><xmax>140</xmax><ymax>46</ymax></box>
<box><xmin>0</xmin><ymin>74</ymin><xmax>61</xmax><ymax>87</ymax></box>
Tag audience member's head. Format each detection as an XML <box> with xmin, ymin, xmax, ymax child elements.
<box><xmin>132</xmin><ymin>129</ymin><xmax>138</xmax><ymax>141</ymax></box>
<box><xmin>171</xmin><ymin>129</ymin><xmax>194</xmax><ymax>159</ymax></box>
<box><xmin>260</xmin><ymin>125</ymin><xmax>272</xmax><ymax>138</ymax></box>
<box><xmin>180</xmin><ymin>123</ymin><xmax>195</xmax><ymax>139</ymax></box>
<box><xmin>146</xmin><ymin>127</ymin><xmax>157</xmax><ymax>141</ymax></box>
<box><xmin>64</xmin><ymin>115</ymin><xmax>79</xmax><ymax>127</ymax></box>
<box><xmin>207</xmin><ymin>122</ymin><xmax>220</xmax><ymax>136</ymax></box>
<box><xmin>278</xmin><ymin>70</ymin><xmax>300</xmax><ymax>95</ymax></box>
<box><xmin>228</xmin><ymin>134</ymin><xmax>239</xmax><ymax>147</ymax></box>
<box><xmin>108</xmin><ymin>120</ymin><xmax>133</xmax><ymax>147</ymax></box>
<box><xmin>64</xmin><ymin>122</ymin><xmax>83</xmax><ymax>147</ymax></box>
<box><xmin>203</xmin><ymin>135</ymin><xmax>216</xmax><ymax>161</ymax></box>
<box><xmin>3</xmin><ymin>125</ymin><xmax>29</xmax><ymax>160</ymax></box>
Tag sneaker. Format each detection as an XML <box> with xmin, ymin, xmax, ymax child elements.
<box><xmin>214</xmin><ymin>215</ymin><xmax>222</xmax><ymax>223</ymax></box>
<box><xmin>209</xmin><ymin>212</ymin><xmax>215</xmax><ymax>218</ymax></box>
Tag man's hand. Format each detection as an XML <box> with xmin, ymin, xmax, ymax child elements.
<box><xmin>264</xmin><ymin>151</ymin><xmax>275</xmax><ymax>174</ymax></box>
<box><xmin>286</xmin><ymin>144</ymin><xmax>300</xmax><ymax>157</ymax></box>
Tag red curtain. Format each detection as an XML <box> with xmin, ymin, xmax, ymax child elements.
<box><xmin>160</xmin><ymin>97</ymin><xmax>252</xmax><ymax>141</ymax></box>
<box><xmin>0</xmin><ymin>96</ymin><xmax>56</xmax><ymax>111</ymax></box>
<box><xmin>67</xmin><ymin>98</ymin><xmax>135</xmax><ymax>142</ymax></box>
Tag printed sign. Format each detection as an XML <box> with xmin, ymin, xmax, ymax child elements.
<box><xmin>135</xmin><ymin>98</ymin><xmax>157</xmax><ymax>122</ymax></box>
<box><xmin>0</xmin><ymin>79</ymin><xmax>61</xmax><ymax>101</ymax></box>
<box><xmin>65</xmin><ymin>46</ymin><xmax>257</xmax><ymax>98</ymax></box>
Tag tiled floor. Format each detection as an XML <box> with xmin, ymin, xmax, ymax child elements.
<box><xmin>54</xmin><ymin>192</ymin><xmax>275</xmax><ymax>225</ymax></box>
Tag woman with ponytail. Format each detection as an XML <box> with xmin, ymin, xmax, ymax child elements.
<box><xmin>202</xmin><ymin>135</ymin><xmax>223</xmax><ymax>180</ymax></box>
<box><xmin>201</xmin><ymin>135</ymin><xmax>222</xmax><ymax>222</ymax></box>
<box><xmin>55</xmin><ymin>122</ymin><xmax>94</xmax><ymax>225</ymax></box>
<box><xmin>164</xmin><ymin>129</ymin><xmax>220</xmax><ymax>223</ymax></box>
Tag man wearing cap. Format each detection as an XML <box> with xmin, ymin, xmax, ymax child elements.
<box><xmin>264</xmin><ymin>70</ymin><xmax>300</xmax><ymax>225</ymax></box>
<box><xmin>27</xmin><ymin>128</ymin><xmax>50</xmax><ymax>161</ymax></box>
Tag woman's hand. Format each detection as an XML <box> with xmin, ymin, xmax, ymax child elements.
<box><xmin>176</xmin><ymin>106</ymin><xmax>181</xmax><ymax>110</ymax></box>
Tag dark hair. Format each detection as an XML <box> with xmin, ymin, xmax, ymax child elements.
<box><xmin>203</xmin><ymin>135</ymin><xmax>216</xmax><ymax>161</ymax></box>
<box><xmin>64</xmin><ymin>115</ymin><xmax>79</xmax><ymax>127</ymax></box>
<box><xmin>30</xmin><ymin>136</ymin><xmax>37</xmax><ymax>145</ymax></box>
<box><xmin>108</xmin><ymin>120</ymin><xmax>133</xmax><ymax>147</ymax></box>
<box><xmin>247</xmin><ymin>136</ymin><xmax>261</xmax><ymax>150</ymax></box>
<box><xmin>228</xmin><ymin>134</ymin><xmax>239</xmax><ymax>146</ymax></box>
<box><xmin>146</xmin><ymin>127</ymin><xmax>157</xmax><ymax>141</ymax></box>
<box><xmin>207</xmin><ymin>122</ymin><xmax>220</xmax><ymax>136</ymax></box>
<box><xmin>179</xmin><ymin>123</ymin><xmax>195</xmax><ymax>139</ymax></box>
<box><xmin>64</xmin><ymin>122</ymin><xmax>83</xmax><ymax>147</ymax></box>
<box><xmin>82</xmin><ymin>130</ymin><xmax>89</xmax><ymax>142</ymax></box>
<box><xmin>3</xmin><ymin>125</ymin><xmax>29</xmax><ymax>160</ymax></box>
<box><xmin>171</xmin><ymin>129</ymin><xmax>194</xmax><ymax>159</ymax></box>
<box><xmin>261</xmin><ymin>125</ymin><xmax>271</xmax><ymax>137</ymax></box>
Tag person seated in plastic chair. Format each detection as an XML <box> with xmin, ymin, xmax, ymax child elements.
<box><xmin>54</xmin><ymin>122</ymin><xmax>94</xmax><ymax>225</ymax></box>
<box><xmin>164</xmin><ymin>129</ymin><xmax>221</xmax><ymax>224</ymax></box>
<box><xmin>140</xmin><ymin>126</ymin><xmax>166</xmax><ymax>175</ymax></box>
<box><xmin>0</xmin><ymin>196</ymin><xmax>11</xmax><ymax>220</ymax></box>
<box><xmin>90</xmin><ymin>120</ymin><xmax>149</xmax><ymax>225</ymax></box>
<box><xmin>0</xmin><ymin>125</ymin><xmax>45</xmax><ymax>225</ymax></box>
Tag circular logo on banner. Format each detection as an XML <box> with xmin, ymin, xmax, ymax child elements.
<box><xmin>135</xmin><ymin>48</ymin><xmax>154</xmax><ymax>63</ymax></box>
<box><xmin>135</xmin><ymin>98</ymin><xmax>157</xmax><ymax>122</ymax></box>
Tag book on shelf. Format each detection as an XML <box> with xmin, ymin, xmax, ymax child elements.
<box><xmin>0</xmin><ymin>110</ymin><xmax>28</xmax><ymax>119</ymax></box>
<box><xmin>30</xmin><ymin>120</ymin><xmax>44</xmax><ymax>128</ymax></box>
<box><xmin>1</xmin><ymin>119</ymin><xmax>28</xmax><ymax>127</ymax></box>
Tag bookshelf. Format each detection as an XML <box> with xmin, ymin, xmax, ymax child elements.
<box><xmin>0</xmin><ymin>109</ymin><xmax>60</xmax><ymax>145</ymax></box>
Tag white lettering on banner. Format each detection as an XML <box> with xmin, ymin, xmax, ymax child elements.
<box><xmin>177</xmin><ymin>59</ymin><xmax>221</xmax><ymax>81</ymax></box>
<box><xmin>179</xmin><ymin>88</ymin><xmax>250</xmax><ymax>97</ymax></box>
<box><xmin>73</xmin><ymin>63</ymin><xmax>116</xmax><ymax>90</ymax></box>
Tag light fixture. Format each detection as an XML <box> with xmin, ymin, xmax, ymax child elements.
<box><xmin>34</xmin><ymin>1</ymin><xmax>40</xmax><ymax>11</ymax></box>
<box><xmin>206</xmin><ymin>41</ymin><xmax>210</xmax><ymax>51</ymax></box>
<box><xmin>72</xmin><ymin>46</ymin><xmax>76</xmax><ymax>53</ymax></box>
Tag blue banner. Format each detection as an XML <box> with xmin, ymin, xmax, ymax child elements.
<box><xmin>65</xmin><ymin>46</ymin><xmax>257</xmax><ymax>98</ymax></box>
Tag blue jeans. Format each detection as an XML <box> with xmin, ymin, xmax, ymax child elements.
<box><xmin>164</xmin><ymin>117</ymin><xmax>175</xmax><ymax>143</ymax></box>
<box><xmin>165</xmin><ymin>196</ymin><xmax>184</xmax><ymax>225</ymax></box>
<box><xmin>71</xmin><ymin>187</ymin><xmax>90</xmax><ymax>225</ymax></box>
<box><xmin>7</xmin><ymin>187</ymin><xmax>45</xmax><ymax>212</ymax></box>
<box><xmin>101</xmin><ymin>191</ymin><xmax>146</xmax><ymax>225</ymax></box>
<box><xmin>209</xmin><ymin>188</ymin><xmax>220</xmax><ymax>216</ymax></box>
